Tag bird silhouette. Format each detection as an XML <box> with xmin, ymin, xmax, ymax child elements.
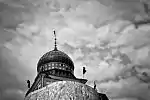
<box><xmin>26</xmin><ymin>80</ymin><xmax>30</xmax><ymax>88</ymax></box>
<box><xmin>133</xmin><ymin>19</ymin><xmax>150</xmax><ymax>28</ymax></box>
<box><xmin>132</xmin><ymin>0</ymin><xmax>150</xmax><ymax>28</ymax></box>
<box><xmin>141</xmin><ymin>0</ymin><xmax>150</xmax><ymax>15</ymax></box>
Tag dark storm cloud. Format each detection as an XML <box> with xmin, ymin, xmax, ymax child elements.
<box><xmin>0</xmin><ymin>2</ymin><xmax>20</xmax><ymax>29</ymax></box>
<box><xmin>1</xmin><ymin>0</ymin><xmax>150</xmax><ymax>100</ymax></box>
<box><xmin>0</xmin><ymin>46</ymin><xmax>26</xmax><ymax>100</ymax></box>
<box><xmin>0</xmin><ymin>28</ymin><xmax>16</xmax><ymax>44</ymax></box>
<box><xmin>0</xmin><ymin>0</ymin><xmax>36</xmax><ymax>100</ymax></box>
<box><xmin>0</xmin><ymin>0</ymin><xmax>35</xmax><ymax>30</ymax></box>
<box><xmin>98</xmin><ymin>0</ymin><xmax>146</xmax><ymax>22</ymax></box>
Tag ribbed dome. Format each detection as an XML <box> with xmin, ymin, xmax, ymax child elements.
<box><xmin>37</xmin><ymin>49</ymin><xmax>74</xmax><ymax>73</ymax></box>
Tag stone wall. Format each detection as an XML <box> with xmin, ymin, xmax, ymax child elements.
<box><xmin>25</xmin><ymin>81</ymin><xmax>101</xmax><ymax>100</ymax></box>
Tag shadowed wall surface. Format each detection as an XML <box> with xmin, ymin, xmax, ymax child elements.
<box><xmin>25</xmin><ymin>81</ymin><xmax>102</xmax><ymax>100</ymax></box>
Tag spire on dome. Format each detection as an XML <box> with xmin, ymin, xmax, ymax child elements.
<box><xmin>53</xmin><ymin>30</ymin><xmax>57</xmax><ymax>50</ymax></box>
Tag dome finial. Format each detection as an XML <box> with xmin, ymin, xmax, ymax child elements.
<box><xmin>53</xmin><ymin>30</ymin><xmax>57</xmax><ymax>50</ymax></box>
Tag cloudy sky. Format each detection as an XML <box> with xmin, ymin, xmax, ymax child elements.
<box><xmin>1</xmin><ymin>0</ymin><xmax>150</xmax><ymax>100</ymax></box>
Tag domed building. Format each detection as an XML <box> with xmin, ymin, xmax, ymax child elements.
<box><xmin>25</xmin><ymin>31</ymin><xmax>109</xmax><ymax>100</ymax></box>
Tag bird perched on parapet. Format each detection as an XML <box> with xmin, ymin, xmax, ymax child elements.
<box><xmin>83</xmin><ymin>67</ymin><xmax>86</xmax><ymax>78</ymax></box>
<box><xmin>94</xmin><ymin>81</ymin><xmax>97</xmax><ymax>91</ymax></box>
<box><xmin>26</xmin><ymin>80</ymin><xmax>30</xmax><ymax>88</ymax></box>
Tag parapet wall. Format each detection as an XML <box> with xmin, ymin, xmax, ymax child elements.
<box><xmin>25</xmin><ymin>81</ymin><xmax>101</xmax><ymax>100</ymax></box>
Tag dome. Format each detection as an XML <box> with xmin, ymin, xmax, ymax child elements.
<box><xmin>37</xmin><ymin>48</ymin><xmax>74</xmax><ymax>73</ymax></box>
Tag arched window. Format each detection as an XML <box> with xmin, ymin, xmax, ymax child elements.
<box><xmin>64</xmin><ymin>72</ymin><xmax>66</xmax><ymax>76</ymax></box>
<box><xmin>52</xmin><ymin>70</ymin><xmax>55</xmax><ymax>75</ymax></box>
<box><xmin>53</xmin><ymin>70</ymin><xmax>56</xmax><ymax>75</ymax></box>
<box><xmin>48</xmin><ymin>66</ymin><xmax>51</xmax><ymax>70</ymax></box>
<box><xmin>49</xmin><ymin>71</ymin><xmax>51</xmax><ymax>74</ymax></box>
<box><xmin>55</xmin><ymin>70</ymin><xmax>58</xmax><ymax>76</ymax></box>
<box><xmin>59</xmin><ymin>71</ymin><xmax>62</xmax><ymax>76</ymax></box>
<box><xmin>57</xmin><ymin>70</ymin><xmax>59</xmax><ymax>76</ymax></box>
<box><xmin>66</xmin><ymin>72</ymin><xmax>68</xmax><ymax>77</ymax></box>
<box><xmin>40</xmin><ymin>66</ymin><xmax>43</xmax><ymax>71</ymax></box>
<box><xmin>52</xmin><ymin>63</ymin><xmax>54</xmax><ymax>66</ymax></box>
<box><xmin>61</xmin><ymin>71</ymin><xmax>64</xmax><ymax>76</ymax></box>
<box><xmin>42</xmin><ymin>66</ymin><xmax>44</xmax><ymax>71</ymax></box>
<box><xmin>45</xmin><ymin>65</ymin><xmax>47</xmax><ymax>71</ymax></box>
<box><xmin>68</xmin><ymin>73</ymin><xmax>71</xmax><ymax>77</ymax></box>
